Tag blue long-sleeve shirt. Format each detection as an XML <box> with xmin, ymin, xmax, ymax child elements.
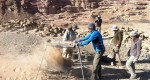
<box><xmin>79</xmin><ymin>30</ymin><xmax>105</xmax><ymax>53</ymax></box>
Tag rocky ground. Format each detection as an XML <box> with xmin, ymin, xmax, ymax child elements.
<box><xmin>0</xmin><ymin>22</ymin><xmax>149</xmax><ymax>80</ymax></box>
<box><xmin>0</xmin><ymin>0</ymin><xmax>150</xmax><ymax>80</ymax></box>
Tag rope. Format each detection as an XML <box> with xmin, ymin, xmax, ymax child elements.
<box><xmin>77</xmin><ymin>46</ymin><xmax>85</xmax><ymax>80</ymax></box>
<box><xmin>35</xmin><ymin>43</ymin><xmax>48</xmax><ymax>80</ymax></box>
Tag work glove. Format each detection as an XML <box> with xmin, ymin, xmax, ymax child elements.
<box><xmin>73</xmin><ymin>41</ymin><xmax>76</xmax><ymax>47</ymax></box>
<box><xmin>74</xmin><ymin>39</ymin><xmax>80</xmax><ymax>43</ymax></box>
<box><xmin>133</xmin><ymin>59</ymin><xmax>138</xmax><ymax>63</ymax></box>
<box><xmin>75</xmin><ymin>42</ymin><xmax>80</xmax><ymax>46</ymax></box>
<box><xmin>73</xmin><ymin>41</ymin><xmax>80</xmax><ymax>47</ymax></box>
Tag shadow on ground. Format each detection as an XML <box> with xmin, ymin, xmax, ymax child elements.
<box><xmin>43</xmin><ymin>59</ymin><xmax>150</xmax><ymax>80</ymax></box>
<box><xmin>71</xmin><ymin>68</ymin><xmax>92</xmax><ymax>80</ymax></box>
<box><xmin>137</xmin><ymin>70</ymin><xmax>150</xmax><ymax>80</ymax></box>
<box><xmin>102</xmin><ymin>67</ymin><xmax>129</xmax><ymax>80</ymax></box>
<box><xmin>137</xmin><ymin>60</ymin><xmax>150</xmax><ymax>64</ymax></box>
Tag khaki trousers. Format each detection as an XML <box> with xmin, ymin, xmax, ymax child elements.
<box><xmin>126</xmin><ymin>56</ymin><xmax>136</xmax><ymax>76</ymax></box>
<box><xmin>91</xmin><ymin>52</ymin><xmax>104</xmax><ymax>80</ymax></box>
<box><xmin>96</xmin><ymin>27</ymin><xmax>101</xmax><ymax>33</ymax></box>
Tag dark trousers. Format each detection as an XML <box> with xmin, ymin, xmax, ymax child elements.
<box><xmin>91</xmin><ymin>52</ymin><xmax>103</xmax><ymax>80</ymax></box>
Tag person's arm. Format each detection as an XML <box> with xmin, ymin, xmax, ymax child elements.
<box><xmin>79</xmin><ymin>32</ymin><xmax>99</xmax><ymax>46</ymax></box>
<box><xmin>63</xmin><ymin>30</ymin><xmax>68</xmax><ymax>41</ymax></box>
<box><xmin>135</xmin><ymin>40</ymin><xmax>142</xmax><ymax>60</ymax></box>
<box><xmin>79</xmin><ymin>33</ymin><xmax>91</xmax><ymax>41</ymax></box>
<box><xmin>103</xmin><ymin>36</ymin><xmax>113</xmax><ymax>40</ymax></box>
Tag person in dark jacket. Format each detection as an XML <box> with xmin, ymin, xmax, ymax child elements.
<box><xmin>126</xmin><ymin>31</ymin><xmax>141</xmax><ymax>79</ymax></box>
<box><xmin>95</xmin><ymin>16</ymin><xmax>102</xmax><ymax>33</ymax></box>
<box><xmin>75</xmin><ymin>23</ymin><xmax>105</xmax><ymax>80</ymax></box>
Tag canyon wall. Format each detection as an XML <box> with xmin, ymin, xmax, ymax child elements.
<box><xmin>0</xmin><ymin>0</ymin><xmax>150</xmax><ymax>23</ymax></box>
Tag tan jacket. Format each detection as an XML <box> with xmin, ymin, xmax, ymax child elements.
<box><xmin>112</xmin><ymin>30</ymin><xmax>123</xmax><ymax>47</ymax></box>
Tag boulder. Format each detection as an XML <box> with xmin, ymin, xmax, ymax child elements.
<box><xmin>51</xmin><ymin>33</ymin><xmax>57</xmax><ymax>37</ymax></box>
<box><xmin>53</xmin><ymin>27</ymin><xmax>59</xmax><ymax>34</ymax></box>
<box><xmin>57</xmin><ymin>33</ymin><xmax>63</xmax><ymax>37</ymax></box>
<box><xmin>43</xmin><ymin>26</ymin><xmax>50</xmax><ymax>35</ymax></box>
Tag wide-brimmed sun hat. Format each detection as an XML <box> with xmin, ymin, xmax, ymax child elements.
<box><xmin>111</xmin><ymin>25</ymin><xmax>119</xmax><ymax>31</ymax></box>
<box><xmin>130</xmin><ymin>31</ymin><xmax>138</xmax><ymax>37</ymax></box>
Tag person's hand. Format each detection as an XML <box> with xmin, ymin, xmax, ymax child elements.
<box><xmin>133</xmin><ymin>59</ymin><xmax>138</xmax><ymax>63</ymax></box>
<box><xmin>74</xmin><ymin>39</ymin><xmax>80</xmax><ymax>43</ymax></box>
<box><xmin>73</xmin><ymin>41</ymin><xmax>80</xmax><ymax>47</ymax></box>
<box><xmin>73</xmin><ymin>41</ymin><xmax>76</xmax><ymax>47</ymax></box>
<box><xmin>73</xmin><ymin>40</ymin><xmax>77</xmax><ymax>47</ymax></box>
<box><xmin>75</xmin><ymin>42</ymin><xmax>80</xmax><ymax>46</ymax></box>
<box><xmin>116</xmin><ymin>44</ymin><xmax>119</xmax><ymax>47</ymax></box>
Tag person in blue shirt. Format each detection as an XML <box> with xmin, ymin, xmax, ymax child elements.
<box><xmin>75</xmin><ymin>23</ymin><xmax>105</xmax><ymax>80</ymax></box>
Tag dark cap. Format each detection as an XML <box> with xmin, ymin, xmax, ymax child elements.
<box><xmin>87</xmin><ymin>23</ymin><xmax>95</xmax><ymax>29</ymax></box>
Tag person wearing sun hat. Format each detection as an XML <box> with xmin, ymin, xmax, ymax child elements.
<box><xmin>111</xmin><ymin>25</ymin><xmax>123</xmax><ymax>66</ymax></box>
<box><xmin>126</xmin><ymin>31</ymin><xmax>141</xmax><ymax>79</ymax></box>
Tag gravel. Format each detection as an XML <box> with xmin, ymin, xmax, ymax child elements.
<box><xmin>0</xmin><ymin>32</ymin><xmax>45</xmax><ymax>55</ymax></box>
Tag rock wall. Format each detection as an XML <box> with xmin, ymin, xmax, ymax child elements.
<box><xmin>0</xmin><ymin>0</ymin><xmax>100</xmax><ymax>22</ymax></box>
<box><xmin>93</xmin><ymin>0</ymin><xmax>150</xmax><ymax>22</ymax></box>
<box><xmin>1</xmin><ymin>0</ymin><xmax>150</xmax><ymax>23</ymax></box>
<box><xmin>0</xmin><ymin>0</ymin><xmax>100</xmax><ymax>16</ymax></box>
<box><xmin>36</xmin><ymin>0</ymin><xmax>100</xmax><ymax>14</ymax></box>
